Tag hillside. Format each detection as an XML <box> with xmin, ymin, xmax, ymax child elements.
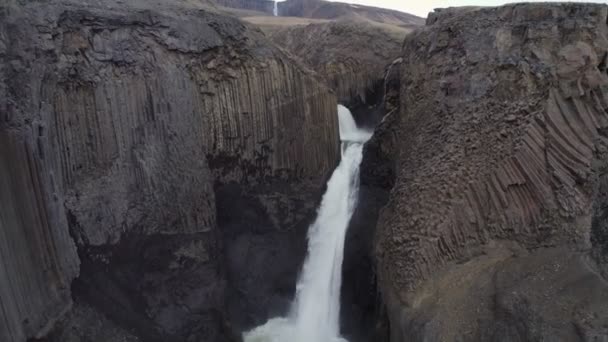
<box><xmin>278</xmin><ymin>0</ymin><xmax>424</xmax><ymax>28</ymax></box>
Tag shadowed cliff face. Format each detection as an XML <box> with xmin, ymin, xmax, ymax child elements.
<box><xmin>340</xmin><ymin>58</ymin><xmax>401</xmax><ymax>342</ymax></box>
<box><xmin>0</xmin><ymin>1</ymin><xmax>338</xmax><ymax>341</ymax></box>
<box><xmin>371</xmin><ymin>3</ymin><xmax>608</xmax><ymax>341</ymax></box>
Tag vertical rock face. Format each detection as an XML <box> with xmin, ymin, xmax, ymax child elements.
<box><xmin>0</xmin><ymin>0</ymin><xmax>338</xmax><ymax>341</ymax></box>
<box><xmin>0</xmin><ymin>131</ymin><xmax>80</xmax><ymax>342</ymax></box>
<box><xmin>375</xmin><ymin>4</ymin><xmax>608</xmax><ymax>341</ymax></box>
<box><xmin>0</xmin><ymin>6</ymin><xmax>80</xmax><ymax>342</ymax></box>
<box><xmin>268</xmin><ymin>21</ymin><xmax>407</xmax><ymax>108</ymax></box>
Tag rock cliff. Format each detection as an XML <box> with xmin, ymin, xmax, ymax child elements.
<box><xmin>0</xmin><ymin>0</ymin><xmax>338</xmax><ymax>341</ymax></box>
<box><xmin>5</xmin><ymin>0</ymin><xmax>608</xmax><ymax>341</ymax></box>
<box><xmin>373</xmin><ymin>3</ymin><xmax>608</xmax><ymax>341</ymax></box>
<box><xmin>268</xmin><ymin>21</ymin><xmax>407</xmax><ymax>109</ymax></box>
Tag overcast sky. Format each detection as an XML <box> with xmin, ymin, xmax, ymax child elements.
<box><xmin>327</xmin><ymin>0</ymin><xmax>607</xmax><ymax>17</ymax></box>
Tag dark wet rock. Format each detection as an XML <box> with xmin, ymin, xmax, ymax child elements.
<box><xmin>216</xmin><ymin>180</ymin><xmax>322</xmax><ymax>333</ymax></box>
<box><xmin>34</xmin><ymin>301</ymin><xmax>140</xmax><ymax>342</ymax></box>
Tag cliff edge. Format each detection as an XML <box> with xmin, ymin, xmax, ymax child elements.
<box><xmin>374</xmin><ymin>3</ymin><xmax>608</xmax><ymax>341</ymax></box>
<box><xmin>0</xmin><ymin>0</ymin><xmax>338</xmax><ymax>341</ymax></box>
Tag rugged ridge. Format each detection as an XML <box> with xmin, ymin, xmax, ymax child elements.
<box><xmin>374</xmin><ymin>3</ymin><xmax>608</xmax><ymax>341</ymax></box>
<box><xmin>0</xmin><ymin>1</ymin><xmax>339</xmax><ymax>341</ymax></box>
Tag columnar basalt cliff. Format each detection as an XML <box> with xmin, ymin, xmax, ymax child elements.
<box><xmin>0</xmin><ymin>1</ymin><xmax>339</xmax><ymax>341</ymax></box>
<box><xmin>5</xmin><ymin>1</ymin><xmax>608</xmax><ymax>342</ymax></box>
<box><xmin>268</xmin><ymin>21</ymin><xmax>407</xmax><ymax>109</ymax></box>
<box><xmin>373</xmin><ymin>3</ymin><xmax>608</xmax><ymax>341</ymax></box>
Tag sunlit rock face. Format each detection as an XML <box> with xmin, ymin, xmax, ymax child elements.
<box><xmin>374</xmin><ymin>3</ymin><xmax>608</xmax><ymax>341</ymax></box>
<box><xmin>0</xmin><ymin>0</ymin><xmax>338</xmax><ymax>341</ymax></box>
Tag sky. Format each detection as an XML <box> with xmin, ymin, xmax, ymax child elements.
<box><xmin>327</xmin><ymin>0</ymin><xmax>607</xmax><ymax>18</ymax></box>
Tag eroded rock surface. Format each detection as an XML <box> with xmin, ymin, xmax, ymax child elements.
<box><xmin>0</xmin><ymin>0</ymin><xmax>338</xmax><ymax>341</ymax></box>
<box><xmin>268</xmin><ymin>21</ymin><xmax>407</xmax><ymax>110</ymax></box>
<box><xmin>374</xmin><ymin>3</ymin><xmax>608</xmax><ymax>341</ymax></box>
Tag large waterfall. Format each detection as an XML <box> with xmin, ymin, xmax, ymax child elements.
<box><xmin>243</xmin><ymin>105</ymin><xmax>372</xmax><ymax>342</ymax></box>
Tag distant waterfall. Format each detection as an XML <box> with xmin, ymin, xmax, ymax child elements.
<box><xmin>243</xmin><ymin>105</ymin><xmax>372</xmax><ymax>342</ymax></box>
<box><xmin>273</xmin><ymin>0</ymin><xmax>278</xmax><ymax>16</ymax></box>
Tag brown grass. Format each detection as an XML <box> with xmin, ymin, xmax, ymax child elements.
<box><xmin>242</xmin><ymin>15</ymin><xmax>413</xmax><ymax>40</ymax></box>
<box><xmin>242</xmin><ymin>16</ymin><xmax>331</xmax><ymax>27</ymax></box>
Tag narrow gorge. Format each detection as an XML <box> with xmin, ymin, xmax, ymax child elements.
<box><xmin>1</xmin><ymin>1</ymin><xmax>608</xmax><ymax>342</ymax></box>
<box><xmin>244</xmin><ymin>105</ymin><xmax>371</xmax><ymax>342</ymax></box>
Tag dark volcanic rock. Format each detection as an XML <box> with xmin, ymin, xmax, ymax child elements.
<box><xmin>0</xmin><ymin>0</ymin><xmax>339</xmax><ymax>341</ymax></box>
<box><xmin>0</xmin><ymin>130</ymin><xmax>80</xmax><ymax>342</ymax></box>
<box><xmin>373</xmin><ymin>3</ymin><xmax>608</xmax><ymax>341</ymax></box>
<box><xmin>343</xmin><ymin>75</ymin><xmax>400</xmax><ymax>342</ymax></box>
<box><xmin>38</xmin><ymin>301</ymin><xmax>140</xmax><ymax>342</ymax></box>
<box><xmin>269</xmin><ymin>21</ymin><xmax>404</xmax><ymax>103</ymax></box>
<box><xmin>341</xmin><ymin>184</ymin><xmax>389</xmax><ymax>342</ymax></box>
<box><xmin>216</xmin><ymin>180</ymin><xmax>321</xmax><ymax>332</ymax></box>
<box><xmin>268</xmin><ymin>21</ymin><xmax>408</xmax><ymax>129</ymax></box>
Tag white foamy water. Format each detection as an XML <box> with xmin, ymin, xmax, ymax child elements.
<box><xmin>338</xmin><ymin>105</ymin><xmax>372</xmax><ymax>143</ymax></box>
<box><xmin>273</xmin><ymin>0</ymin><xmax>278</xmax><ymax>16</ymax></box>
<box><xmin>243</xmin><ymin>105</ymin><xmax>371</xmax><ymax>342</ymax></box>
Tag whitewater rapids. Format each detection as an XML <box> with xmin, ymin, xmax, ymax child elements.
<box><xmin>243</xmin><ymin>105</ymin><xmax>371</xmax><ymax>342</ymax></box>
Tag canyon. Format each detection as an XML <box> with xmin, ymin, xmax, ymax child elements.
<box><xmin>1</xmin><ymin>1</ymin><xmax>608</xmax><ymax>342</ymax></box>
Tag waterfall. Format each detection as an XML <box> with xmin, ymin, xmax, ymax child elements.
<box><xmin>243</xmin><ymin>105</ymin><xmax>372</xmax><ymax>342</ymax></box>
<box><xmin>273</xmin><ymin>0</ymin><xmax>278</xmax><ymax>16</ymax></box>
